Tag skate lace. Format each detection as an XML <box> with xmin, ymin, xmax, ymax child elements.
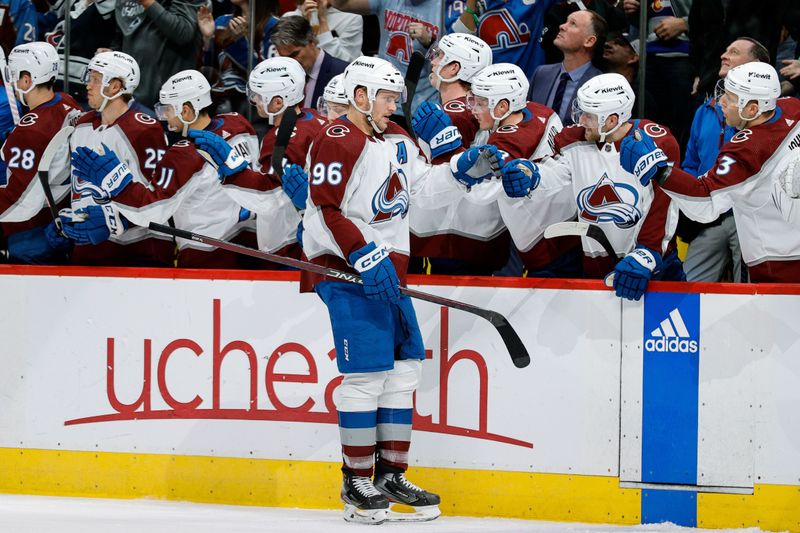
<box><xmin>396</xmin><ymin>474</ymin><xmax>424</xmax><ymax>493</ymax></box>
<box><xmin>353</xmin><ymin>476</ymin><xmax>382</xmax><ymax>497</ymax></box>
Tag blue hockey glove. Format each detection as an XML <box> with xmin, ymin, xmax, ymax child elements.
<box><xmin>411</xmin><ymin>101</ymin><xmax>462</xmax><ymax>158</ymax></box>
<box><xmin>349</xmin><ymin>241</ymin><xmax>401</xmax><ymax>303</ymax></box>
<box><xmin>607</xmin><ymin>245</ymin><xmax>662</xmax><ymax>301</ymax></box>
<box><xmin>619</xmin><ymin>129</ymin><xmax>670</xmax><ymax>186</ymax></box>
<box><xmin>61</xmin><ymin>205</ymin><xmax>127</xmax><ymax>245</ymax></box>
<box><xmin>282</xmin><ymin>163</ymin><xmax>309</xmax><ymax>210</ymax></box>
<box><xmin>501</xmin><ymin>158</ymin><xmax>540</xmax><ymax>197</ymax></box>
<box><xmin>450</xmin><ymin>144</ymin><xmax>503</xmax><ymax>189</ymax></box>
<box><xmin>187</xmin><ymin>129</ymin><xmax>248</xmax><ymax>179</ymax></box>
<box><xmin>43</xmin><ymin>221</ymin><xmax>71</xmax><ymax>251</ymax></box>
<box><xmin>71</xmin><ymin>144</ymin><xmax>132</xmax><ymax>202</ymax></box>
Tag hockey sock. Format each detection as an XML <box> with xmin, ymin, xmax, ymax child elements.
<box><xmin>338</xmin><ymin>410</ymin><xmax>378</xmax><ymax>478</ymax></box>
<box><xmin>375</xmin><ymin>407</ymin><xmax>412</xmax><ymax>473</ymax></box>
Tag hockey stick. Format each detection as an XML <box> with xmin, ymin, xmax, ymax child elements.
<box><xmin>38</xmin><ymin>125</ymin><xmax>75</xmax><ymax>237</ymax></box>
<box><xmin>149</xmin><ymin>222</ymin><xmax>531</xmax><ymax>368</ymax></box>
<box><xmin>543</xmin><ymin>221</ymin><xmax>616</xmax><ymax>287</ymax></box>
<box><xmin>402</xmin><ymin>51</ymin><xmax>426</xmax><ymax>137</ymax></box>
<box><xmin>271</xmin><ymin>105</ymin><xmax>298</xmax><ymax>178</ymax></box>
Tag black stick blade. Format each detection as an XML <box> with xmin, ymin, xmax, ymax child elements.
<box><xmin>486</xmin><ymin>310</ymin><xmax>530</xmax><ymax>368</ymax></box>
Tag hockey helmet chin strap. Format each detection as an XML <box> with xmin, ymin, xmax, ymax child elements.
<box><xmin>13</xmin><ymin>81</ymin><xmax>34</xmax><ymax>108</ymax></box>
<box><xmin>174</xmin><ymin>104</ymin><xmax>199</xmax><ymax>137</ymax></box>
<box><xmin>489</xmin><ymin>104</ymin><xmax>513</xmax><ymax>133</ymax></box>
<box><xmin>98</xmin><ymin>85</ymin><xmax>126</xmax><ymax>113</ymax></box>
<box><xmin>355</xmin><ymin>99</ymin><xmax>386</xmax><ymax>134</ymax></box>
<box><xmin>598</xmin><ymin>117</ymin><xmax>625</xmax><ymax>144</ymax></box>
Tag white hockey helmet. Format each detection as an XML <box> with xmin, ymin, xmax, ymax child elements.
<box><xmin>571</xmin><ymin>73</ymin><xmax>634</xmax><ymax>142</ymax></box>
<box><xmin>247</xmin><ymin>57</ymin><xmax>306</xmax><ymax>125</ymax></box>
<box><xmin>83</xmin><ymin>51</ymin><xmax>140</xmax><ymax>111</ymax></box>
<box><xmin>467</xmin><ymin>63</ymin><xmax>529</xmax><ymax>131</ymax></box>
<box><xmin>6</xmin><ymin>42</ymin><xmax>59</xmax><ymax>105</ymax></box>
<box><xmin>343</xmin><ymin>55</ymin><xmax>406</xmax><ymax>132</ymax></box>
<box><xmin>155</xmin><ymin>69</ymin><xmax>212</xmax><ymax>136</ymax></box>
<box><xmin>721</xmin><ymin>61</ymin><xmax>781</xmax><ymax>120</ymax></box>
<box><xmin>429</xmin><ymin>33</ymin><xmax>492</xmax><ymax>87</ymax></box>
<box><xmin>317</xmin><ymin>73</ymin><xmax>349</xmax><ymax>118</ymax></box>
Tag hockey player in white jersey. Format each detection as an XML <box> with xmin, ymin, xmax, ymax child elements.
<box><xmin>500</xmin><ymin>73</ymin><xmax>685</xmax><ymax>298</ymax></box>
<box><xmin>299</xmin><ymin>55</ymin><xmax>501</xmax><ymax>524</ymax></box>
<box><xmin>58</xmin><ymin>51</ymin><xmax>175</xmax><ymax>267</ymax></box>
<box><xmin>622</xmin><ymin>62</ymin><xmax>800</xmax><ymax>283</ymax></box>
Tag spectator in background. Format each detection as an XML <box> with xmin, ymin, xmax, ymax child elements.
<box><xmin>528</xmin><ymin>9</ymin><xmax>605</xmax><ymax>126</ymax></box>
<box><xmin>602</xmin><ymin>31</ymin><xmax>656</xmax><ymax>119</ymax></box>
<box><xmin>777</xmin><ymin>29</ymin><xmax>798</xmax><ymax>97</ymax></box>
<box><xmin>110</xmin><ymin>0</ymin><xmax>205</xmax><ymax>109</ymax></box>
<box><xmin>0</xmin><ymin>0</ymin><xmax>39</xmax><ymax>54</ymax></box>
<box><xmin>284</xmin><ymin>0</ymin><xmax>362</xmax><ymax>62</ymax></box>
<box><xmin>271</xmin><ymin>15</ymin><xmax>347</xmax><ymax>110</ymax></box>
<box><xmin>623</xmin><ymin>0</ymin><xmax>692</xmax><ymax>147</ymax></box>
<box><xmin>680</xmin><ymin>37</ymin><xmax>770</xmax><ymax>283</ymax></box>
<box><xmin>541</xmin><ymin>1</ymin><xmax>626</xmax><ymax>66</ymax></box>
<box><xmin>205</xmin><ymin>0</ymin><xmax>280</xmax><ymax>114</ymax></box>
<box><xmin>689</xmin><ymin>0</ymin><xmax>800</xmax><ymax>99</ymax></box>
<box><xmin>43</xmin><ymin>0</ymin><xmax>117</xmax><ymax>106</ymax></box>
<box><xmin>330</xmin><ymin>0</ymin><xmax>442</xmax><ymax>126</ymax></box>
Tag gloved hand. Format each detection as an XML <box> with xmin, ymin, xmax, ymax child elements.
<box><xmin>187</xmin><ymin>129</ymin><xmax>248</xmax><ymax>179</ymax></box>
<box><xmin>619</xmin><ymin>129</ymin><xmax>670</xmax><ymax>186</ymax></box>
<box><xmin>71</xmin><ymin>144</ymin><xmax>132</xmax><ymax>202</ymax></box>
<box><xmin>450</xmin><ymin>144</ymin><xmax>503</xmax><ymax>189</ymax></box>
<box><xmin>501</xmin><ymin>158</ymin><xmax>540</xmax><ymax>197</ymax></box>
<box><xmin>411</xmin><ymin>102</ymin><xmax>462</xmax><ymax>158</ymax></box>
<box><xmin>349</xmin><ymin>241</ymin><xmax>401</xmax><ymax>303</ymax></box>
<box><xmin>60</xmin><ymin>204</ymin><xmax>127</xmax><ymax>245</ymax></box>
<box><xmin>779</xmin><ymin>159</ymin><xmax>800</xmax><ymax>199</ymax></box>
<box><xmin>43</xmin><ymin>221</ymin><xmax>71</xmax><ymax>251</ymax></box>
<box><xmin>282</xmin><ymin>163</ymin><xmax>309</xmax><ymax>210</ymax></box>
<box><xmin>606</xmin><ymin>245</ymin><xmax>662</xmax><ymax>301</ymax></box>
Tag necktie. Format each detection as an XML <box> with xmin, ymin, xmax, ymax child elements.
<box><xmin>551</xmin><ymin>72</ymin><xmax>571</xmax><ymax>116</ymax></box>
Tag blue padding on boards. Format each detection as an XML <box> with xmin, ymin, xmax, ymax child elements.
<box><xmin>642</xmin><ymin>489</ymin><xmax>696</xmax><ymax>527</ymax></box>
<box><xmin>642</xmin><ymin>292</ymin><xmax>700</xmax><ymax>485</ymax></box>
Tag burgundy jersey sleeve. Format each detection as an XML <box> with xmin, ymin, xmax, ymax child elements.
<box><xmin>553</xmin><ymin>125</ymin><xmax>587</xmax><ymax>156</ymax></box>
<box><xmin>309</xmin><ymin>121</ymin><xmax>368</xmax><ymax>258</ymax></box>
<box><xmin>120</xmin><ymin>111</ymin><xmax>169</xmax><ymax>180</ymax></box>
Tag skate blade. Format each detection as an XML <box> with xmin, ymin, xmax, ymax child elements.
<box><xmin>385</xmin><ymin>503</ymin><xmax>441</xmax><ymax>522</ymax></box>
<box><xmin>343</xmin><ymin>504</ymin><xmax>387</xmax><ymax>525</ymax></box>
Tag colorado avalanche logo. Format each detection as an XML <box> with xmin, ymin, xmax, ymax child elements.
<box><xmin>577</xmin><ymin>174</ymin><xmax>642</xmax><ymax>228</ymax></box>
<box><xmin>371</xmin><ymin>165</ymin><xmax>409</xmax><ymax>223</ymax></box>
<box><xmin>478</xmin><ymin>10</ymin><xmax>531</xmax><ymax>50</ymax></box>
<box><xmin>386</xmin><ymin>31</ymin><xmax>413</xmax><ymax>64</ymax></box>
<box><xmin>444</xmin><ymin>100</ymin><xmax>467</xmax><ymax>113</ymax></box>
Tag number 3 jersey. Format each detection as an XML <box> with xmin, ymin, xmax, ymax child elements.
<box><xmin>69</xmin><ymin>107</ymin><xmax>173</xmax><ymax>266</ymax></box>
<box><xmin>0</xmin><ymin>92</ymin><xmax>81</xmax><ymax>238</ymax></box>
<box><xmin>300</xmin><ymin>119</ymin><xmax>464</xmax><ymax>292</ymax></box>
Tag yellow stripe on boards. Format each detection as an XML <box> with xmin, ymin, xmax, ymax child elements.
<box><xmin>698</xmin><ymin>484</ymin><xmax>800</xmax><ymax>532</ymax></box>
<box><xmin>0</xmin><ymin>447</ymin><xmax>639</xmax><ymax>524</ymax></box>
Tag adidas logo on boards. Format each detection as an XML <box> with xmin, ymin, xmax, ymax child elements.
<box><xmin>644</xmin><ymin>307</ymin><xmax>698</xmax><ymax>353</ymax></box>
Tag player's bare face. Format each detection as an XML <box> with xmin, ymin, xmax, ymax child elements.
<box><xmin>466</xmin><ymin>92</ymin><xmax>493</xmax><ymax>129</ymax></box>
<box><xmin>326</xmin><ymin>102</ymin><xmax>348</xmax><ymax>121</ymax></box>
<box><xmin>371</xmin><ymin>90</ymin><xmax>400</xmax><ymax>130</ymax></box>
<box><xmin>719</xmin><ymin>90</ymin><xmax>757</xmax><ymax>128</ymax></box>
<box><xmin>85</xmin><ymin>71</ymin><xmax>105</xmax><ymax>110</ymax></box>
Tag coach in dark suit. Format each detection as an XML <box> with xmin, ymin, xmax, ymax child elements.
<box><xmin>528</xmin><ymin>10</ymin><xmax>606</xmax><ymax>125</ymax></box>
<box><xmin>272</xmin><ymin>16</ymin><xmax>349</xmax><ymax>110</ymax></box>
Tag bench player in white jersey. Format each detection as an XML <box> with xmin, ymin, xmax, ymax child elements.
<box><xmin>501</xmin><ymin>73</ymin><xmax>685</xmax><ymax>299</ymax></box>
<box><xmin>407</xmin><ymin>33</ymin><xmax>514</xmax><ymax>275</ymax></box>
<box><xmin>300</xmin><ymin>56</ymin><xmax>501</xmax><ymax>524</ymax></box>
<box><xmin>0</xmin><ymin>41</ymin><xmax>82</xmax><ymax>264</ymax></box>
<box><xmin>69</xmin><ymin>70</ymin><xmax>253</xmax><ymax>269</ymax></box>
<box><xmin>317</xmin><ymin>74</ymin><xmax>350</xmax><ymax>122</ymax></box>
<box><xmin>192</xmin><ymin>57</ymin><xmax>326</xmax><ymax>263</ymax></box>
<box><xmin>58</xmin><ymin>51</ymin><xmax>174</xmax><ymax>267</ymax></box>
<box><xmin>622</xmin><ymin>62</ymin><xmax>800</xmax><ymax>283</ymax></box>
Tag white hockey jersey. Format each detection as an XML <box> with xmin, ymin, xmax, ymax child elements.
<box><xmin>536</xmin><ymin>120</ymin><xmax>681</xmax><ymax>277</ymax></box>
<box><xmin>301</xmin><ymin>119</ymin><xmax>464</xmax><ymax>291</ymax></box>
<box><xmin>661</xmin><ymin>97</ymin><xmax>800</xmax><ymax>282</ymax></box>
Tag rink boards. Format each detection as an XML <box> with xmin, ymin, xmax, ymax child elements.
<box><xmin>0</xmin><ymin>266</ymin><xmax>798</xmax><ymax>531</ymax></box>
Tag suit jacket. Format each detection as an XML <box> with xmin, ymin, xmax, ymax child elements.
<box><xmin>528</xmin><ymin>62</ymin><xmax>603</xmax><ymax>125</ymax></box>
<box><xmin>309</xmin><ymin>51</ymin><xmax>349</xmax><ymax>109</ymax></box>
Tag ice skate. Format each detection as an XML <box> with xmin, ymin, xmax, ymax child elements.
<box><xmin>341</xmin><ymin>472</ymin><xmax>390</xmax><ymax>525</ymax></box>
<box><xmin>373</xmin><ymin>472</ymin><xmax>441</xmax><ymax>522</ymax></box>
